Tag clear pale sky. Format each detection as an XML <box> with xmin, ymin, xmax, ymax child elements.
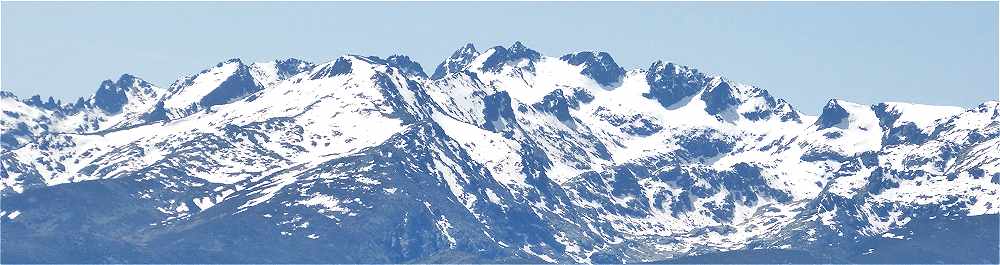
<box><xmin>2</xmin><ymin>2</ymin><xmax>997</xmax><ymax>113</ymax></box>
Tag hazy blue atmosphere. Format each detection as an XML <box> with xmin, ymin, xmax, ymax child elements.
<box><xmin>2</xmin><ymin>2</ymin><xmax>997</xmax><ymax>113</ymax></box>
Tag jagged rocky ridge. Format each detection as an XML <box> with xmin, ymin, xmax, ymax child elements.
<box><xmin>1</xmin><ymin>42</ymin><xmax>997</xmax><ymax>263</ymax></box>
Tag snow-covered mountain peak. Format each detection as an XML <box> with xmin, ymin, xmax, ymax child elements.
<box><xmin>644</xmin><ymin>60</ymin><xmax>708</xmax><ymax>108</ymax></box>
<box><xmin>306</xmin><ymin>54</ymin><xmax>429</xmax><ymax>82</ymax></box>
<box><xmin>305</xmin><ymin>54</ymin><xmax>417</xmax><ymax>79</ymax></box>
<box><xmin>114</xmin><ymin>73</ymin><xmax>155</xmax><ymax>89</ymax></box>
<box><xmin>815</xmin><ymin>99</ymin><xmax>855</xmax><ymax>129</ymax></box>
<box><xmin>247</xmin><ymin>58</ymin><xmax>314</xmax><ymax>91</ymax></box>
<box><xmin>559</xmin><ymin>51</ymin><xmax>625</xmax><ymax>87</ymax></box>
<box><xmin>457</xmin><ymin>42</ymin><xmax>477</xmax><ymax>54</ymax></box>
<box><xmin>802</xmin><ymin>99</ymin><xmax>885</xmax><ymax>156</ymax></box>
<box><xmin>168</xmin><ymin>58</ymin><xmax>243</xmax><ymax>92</ymax></box>
<box><xmin>309</xmin><ymin>56</ymin><xmax>356</xmax><ymax>79</ymax></box>
<box><xmin>93</xmin><ymin>79</ymin><xmax>129</xmax><ymax>114</ymax></box>
<box><xmin>509</xmin><ymin>41</ymin><xmax>536</xmax><ymax>56</ymax></box>
<box><xmin>273</xmin><ymin>57</ymin><xmax>313</xmax><ymax>71</ymax></box>
<box><xmin>91</xmin><ymin>73</ymin><xmax>163</xmax><ymax>115</ymax></box>
<box><xmin>478</xmin><ymin>41</ymin><xmax>542</xmax><ymax>73</ymax></box>
<box><xmin>926</xmin><ymin>100</ymin><xmax>1000</xmax><ymax>143</ymax></box>
<box><xmin>814</xmin><ymin>99</ymin><xmax>956</xmax><ymax>133</ymax></box>
<box><xmin>871</xmin><ymin>101</ymin><xmax>965</xmax><ymax>137</ymax></box>
<box><xmin>691</xmin><ymin>77</ymin><xmax>805</xmax><ymax>123</ymax></box>
<box><xmin>431</xmin><ymin>43</ymin><xmax>480</xmax><ymax>79</ymax></box>
<box><xmin>23</xmin><ymin>73</ymin><xmax>173</xmax><ymax>133</ymax></box>
<box><xmin>647</xmin><ymin>60</ymin><xmax>700</xmax><ymax>76</ymax></box>
<box><xmin>700</xmin><ymin>77</ymin><xmax>741</xmax><ymax>115</ymax></box>
<box><xmin>384</xmin><ymin>55</ymin><xmax>428</xmax><ymax>78</ymax></box>
<box><xmin>250</xmin><ymin>58</ymin><xmax>316</xmax><ymax>86</ymax></box>
<box><xmin>221</xmin><ymin>57</ymin><xmax>245</xmax><ymax>66</ymax></box>
<box><xmin>162</xmin><ymin>58</ymin><xmax>263</xmax><ymax>117</ymax></box>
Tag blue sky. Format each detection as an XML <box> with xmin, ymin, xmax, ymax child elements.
<box><xmin>2</xmin><ymin>2</ymin><xmax>997</xmax><ymax>113</ymax></box>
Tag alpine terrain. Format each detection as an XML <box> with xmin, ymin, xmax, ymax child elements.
<box><xmin>2</xmin><ymin>42</ymin><xmax>998</xmax><ymax>263</ymax></box>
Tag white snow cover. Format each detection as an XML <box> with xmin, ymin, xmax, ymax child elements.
<box><xmin>163</xmin><ymin>60</ymin><xmax>242</xmax><ymax>110</ymax></box>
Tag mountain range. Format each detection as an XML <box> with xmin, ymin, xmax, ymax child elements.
<box><xmin>2</xmin><ymin>42</ymin><xmax>997</xmax><ymax>263</ymax></box>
